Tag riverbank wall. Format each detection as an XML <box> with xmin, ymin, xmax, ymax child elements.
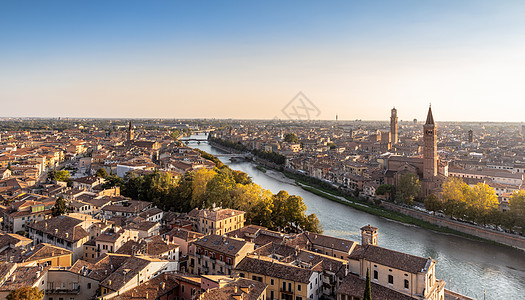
<box><xmin>382</xmin><ymin>202</ymin><xmax>525</xmax><ymax>250</ymax></box>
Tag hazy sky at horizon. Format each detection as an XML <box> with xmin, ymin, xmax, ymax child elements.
<box><xmin>2</xmin><ymin>1</ymin><xmax>525</xmax><ymax>122</ymax></box>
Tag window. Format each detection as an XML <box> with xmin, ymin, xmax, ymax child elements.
<box><xmin>288</xmin><ymin>283</ymin><xmax>291</xmax><ymax>292</ymax></box>
<box><xmin>182</xmin><ymin>285</ymin><xmax>185</xmax><ymax>293</ymax></box>
<box><xmin>283</xmin><ymin>282</ymin><xmax>286</xmax><ymax>291</ymax></box>
<box><xmin>296</xmin><ymin>297</ymin><xmax>302</xmax><ymax>300</ymax></box>
<box><xmin>88</xmin><ymin>283</ymin><xmax>91</xmax><ymax>289</ymax></box>
<box><xmin>239</xmin><ymin>273</ymin><xmax>245</xmax><ymax>278</ymax></box>
<box><xmin>404</xmin><ymin>279</ymin><xmax>409</xmax><ymax>289</ymax></box>
<box><xmin>388</xmin><ymin>275</ymin><xmax>394</xmax><ymax>284</ymax></box>
<box><xmin>270</xmin><ymin>291</ymin><xmax>274</xmax><ymax>299</ymax></box>
<box><xmin>271</xmin><ymin>279</ymin><xmax>274</xmax><ymax>285</ymax></box>
<box><xmin>297</xmin><ymin>284</ymin><xmax>301</xmax><ymax>291</ymax></box>
<box><xmin>252</xmin><ymin>275</ymin><xmax>258</xmax><ymax>281</ymax></box>
<box><xmin>373</xmin><ymin>270</ymin><xmax>378</xmax><ymax>280</ymax></box>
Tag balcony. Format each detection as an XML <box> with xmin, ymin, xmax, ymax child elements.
<box><xmin>45</xmin><ymin>287</ymin><xmax>80</xmax><ymax>295</ymax></box>
<box><xmin>280</xmin><ymin>288</ymin><xmax>293</xmax><ymax>295</ymax></box>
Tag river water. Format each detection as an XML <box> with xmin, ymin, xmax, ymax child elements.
<box><xmin>183</xmin><ymin>135</ymin><xmax>525</xmax><ymax>299</ymax></box>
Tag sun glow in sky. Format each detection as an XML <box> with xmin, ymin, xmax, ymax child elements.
<box><xmin>2</xmin><ymin>1</ymin><xmax>525</xmax><ymax>121</ymax></box>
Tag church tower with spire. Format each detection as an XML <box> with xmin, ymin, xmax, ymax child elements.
<box><xmin>423</xmin><ymin>105</ymin><xmax>437</xmax><ymax>180</ymax></box>
<box><xmin>390</xmin><ymin>107</ymin><xmax>398</xmax><ymax>145</ymax></box>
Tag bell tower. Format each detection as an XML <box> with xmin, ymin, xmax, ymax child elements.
<box><xmin>127</xmin><ymin>120</ymin><xmax>135</xmax><ymax>143</ymax></box>
<box><xmin>361</xmin><ymin>225</ymin><xmax>378</xmax><ymax>246</ymax></box>
<box><xmin>390</xmin><ymin>107</ymin><xmax>398</xmax><ymax>145</ymax></box>
<box><xmin>423</xmin><ymin>106</ymin><xmax>437</xmax><ymax>180</ymax></box>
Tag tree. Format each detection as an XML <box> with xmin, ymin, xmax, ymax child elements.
<box><xmin>441</xmin><ymin>177</ymin><xmax>469</xmax><ymax>203</ymax></box>
<box><xmin>302</xmin><ymin>213</ymin><xmax>323</xmax><ymax>233</ymax></box>
<box><xmin>510</xmin><ymin>190</ymin><xmax>525</xmax><ymax>216</ymax></box>
<box><xmin>424</xmin><ymin>194</ymin><xmax>442</xmax><ymax>213</ymax></box>
<box><xmin>95</xmin><ymin>168</ymin><xmax>108</xmax><ymax>178</ymax></box>
<box><xmin>7</xmin><ymin>286</ymin><xmax>44</xmax><ymax>300</ymax></box>
<box><xmin>396</xmin><ymin>173</ymin><xmax>421</xmax><ymax>205</ymax></box>
<box><xmin>363</xmin><ymin>268</ymin><xmax>372</xmax><ymax>300</ymax></box>
<box><xmin>284</xmin><ymin>133</ymin><xmax>299</xmax><ymax>143</ymax></box>
<box><xmin>170</xmin><ymin>129</ymin><xmax>181</xmax><ymax>140</ymax></box>
<box><xmin>52</xmin><ymin>197</ymin><xmax>67</xmax><ymax>217</ymax></box>
<box><xmin>375</xmin><ymin>184</ymin><xmax>395</xmax><ymax>201</ymax></box>
<box><xmin>191</xmin><ymin>168</ymin><xmax>217</xmax><ymax>208</ymax></box>
<box><xmin>101</xmin><ymin>174</ymin><xmax>124</xmax><ymax>189</ymax></box>
<box><xmin>53</xmin><ymin>170</ymin><xmax>70</xmax><ymax>182</ymax></box>
<box><xmin>467</xmin><ymin>183</ymin><xmax>498</xmax><ymax>224</ymax></box>
<box><xmin>205</xmin><ymin>168</ymin><xmax>236</xmax><ymax>208</ymax></box>
<box><xmin>232</xmin><ymin>170</ymin><xmax>252</xmax><ymax>185</ymax></box>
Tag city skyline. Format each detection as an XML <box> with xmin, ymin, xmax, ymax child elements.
<box><xmin>2</xmin><ymin>1</ymin><xmax>525</xmax><ymax>121</ymax></box>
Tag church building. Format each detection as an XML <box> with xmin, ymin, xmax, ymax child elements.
<box><xmin>383</xmin><ymin>106</ymin><xmax>447</xmax><ymax>197</ymax></box>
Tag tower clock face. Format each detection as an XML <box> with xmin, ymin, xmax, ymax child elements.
<box><xmin>426</xmin><ymin>130</ymin><xmax>433</xmax><ymax>134</ymax></box>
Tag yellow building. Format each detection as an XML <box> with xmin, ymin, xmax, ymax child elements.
<box><xmin>235</xmin><ymin>256</ymin><xmax>321</xmax><ymax>300</ymax></box>
<box><xmin>189</xmin><ymin>207</ymin><xmax>246</xmax><ymax>235</ymax></box>
<box><xmin>21</xmin><ymin>243</ymin><xmax>72</xmax><ymax>267</ymax></box>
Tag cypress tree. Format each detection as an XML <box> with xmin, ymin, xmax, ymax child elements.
<box><xmin>363</xmin><ymin>268</ymin><xmax>372</xmax><ymax>300</ymax></box>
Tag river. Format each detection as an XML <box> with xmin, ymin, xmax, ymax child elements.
<box><xmin>182</xmin><ymin>135</ymin><xmax>525</xmax><ymax>299</ymax></box>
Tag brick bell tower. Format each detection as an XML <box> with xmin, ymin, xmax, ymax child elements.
<box><xmin>423</xmin><ymin>105</ymin><xmax>437</xmax><ymax>180</ymax></box>
<box><xmin>390</xmin><ymin>107</ymin><xmax>398</xmax><ymax>145</ymax></box>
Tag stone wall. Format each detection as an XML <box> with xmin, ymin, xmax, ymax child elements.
<box><xmin>382</xmin><ymin>202</ymin><xmax>525</xmax><ymax>250</ymax></box>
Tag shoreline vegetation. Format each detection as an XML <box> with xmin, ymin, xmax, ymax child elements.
<box><xmin>282</xmin><ymin>170</ymin><xmax>496</xmax><ymax>244</ymax></box>
<box><xmin>199</xmin><ymin>138</ymin><xmax>518</xmax><ymax>248</ymax></box>
<box><xmin>255</xmin><ymin>165</ymin><xmax>267</xmax><ymax>173</ymax></box>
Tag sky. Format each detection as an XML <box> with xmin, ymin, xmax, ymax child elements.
<box><xmin>2</xmin><ymin>1</ymin><xmax>525</xmax><ymax>122</ymax></box>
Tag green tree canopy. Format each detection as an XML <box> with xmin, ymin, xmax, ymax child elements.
<box><xmin>396</xmin><ymin>173</ymin><xmax>421</xmax><ymax>205</ymax></box>
<box><xmin>284</xmin><ymin>133</ymin><xmax>299</xmax><ymax>143</ymax></box>
<box><xmin>52</xmin><ymin>197</ymin><xmax>67</xmax><ymax>217</ymax></box>
<box><xmin>510</xmin><ymin>190</ymin><xmax>525</xmax><ymax>216</ymax></box>
<box><xmin>7</xmin><ymin>286</ymin><xmax>44</xmax><ymax>300</ymax></box>
<box><xmin>95</xmin><ymin>168</ymin><xmax>108</xmax><ymax>178</ymax></box>
<box><xmin>53</xmin><ymin>170</ymin><xmax>70</xmax><ymax>182</ymax></box>
<box><xmin>424</xmin><ymin>194</ymin><xmax>442</xmax><ymax>213</ymax></box>
<box><xmin>375</xmin><ymin>184</ymin><xmax>395</xmax><ymax>200</ymax></box>
<box><xmin>116</xmin><ymin>152</ymin><xmax>321</xmax><ymax>234</ymax></box>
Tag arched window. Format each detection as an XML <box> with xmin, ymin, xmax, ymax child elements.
<box><xmin>373</xmin><ymin>270</ymin><xmax>378</xmax><ymax>280</ymax></box>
